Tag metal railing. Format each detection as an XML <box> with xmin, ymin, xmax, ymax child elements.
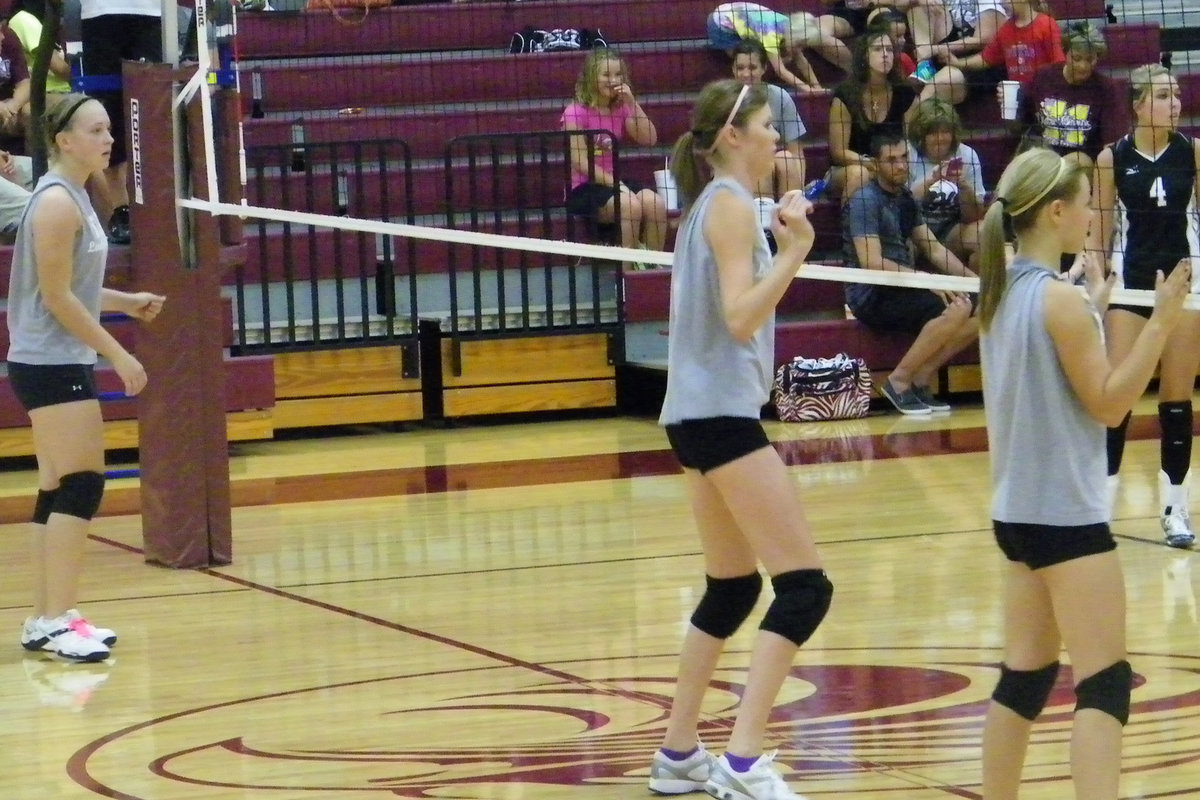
<box><xmin>441</xmin><ymin>129</ymin><xmax>624</xmax><ymax>343</ymax></box>
<box><xmin>238</xmin><ymin>139</ymin><xmax>419</xmax><ymax>363</ymax></box>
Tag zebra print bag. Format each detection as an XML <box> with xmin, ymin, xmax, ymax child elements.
<box><xmin>773</xmin><ymin>353</ymin><xmax>871</xmax><ymax>422</ymax></box>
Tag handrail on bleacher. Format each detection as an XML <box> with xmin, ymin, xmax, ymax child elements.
<box><xmin>441</xmin><ymin>128</ymin><xmax>626</xmax><ymax>344</ymax></box>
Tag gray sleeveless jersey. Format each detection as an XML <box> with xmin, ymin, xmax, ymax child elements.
<box><xmin>660</xmin><ymin>177</ymin><xmax>774</xmax><ymax>424</ymax></box>
<box><xmin>6</xmin><ymin>173</ymin><xmax>109</xmax><ymax>365</ymax></box>
<box><xmin>982</xmin><ymin>258</ymin><xmax>1107</xmax><ymax>525</ymax></box>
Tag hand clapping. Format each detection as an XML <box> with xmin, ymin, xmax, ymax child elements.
<box><xmin>1152</xmin><ymin>258</ymin><xmax>1194</xmax><ymax>328</ymax></box>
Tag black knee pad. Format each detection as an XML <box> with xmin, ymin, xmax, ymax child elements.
<box><xmin>51</xmin><ymin>471</ymin><xmax>106</xmax><ymax>521</ymax></box>
<box><xmin>991</xmin><ymin>661</ymin><xmax>1060</xmax><ymax>721</ymax></box>
<box><xmin>1075</xmin><ymin>660</ymin><xmax>1133</xmax><ymax>725</ymax></box>
<box><xmin>759</xmin><ymin>569</ymin><xmax>833</xmax><ymax>646</ymax></box>
<box><xmin>690</xmin><ymin>572</ymin><xmax>763</xmax><ymax>639</ymax></box>
<box><xmin>32</xmin><ymin>488</ymin><xmax>58</xmax><ymax>525</ymax></box>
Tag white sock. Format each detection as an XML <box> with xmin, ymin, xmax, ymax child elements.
<box><xmin>1160</xmin><ymin>469</ymin><xmax>1191</xmax><ymax>516</ymax></box>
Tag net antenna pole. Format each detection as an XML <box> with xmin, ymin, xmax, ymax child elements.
<box><xmin>29</xmin><ymin>0</ymin><xmax>63</xmax><ymax>181</ymax></box>
<box><xmin>175</xmin><ymin>0</ymin><xmax>221</xmax><ymax>211</ymax></box>
<box><xmin>162</xmin><ymin>0</ymin><xmax>191</xmax><ymax>266</ymax></box>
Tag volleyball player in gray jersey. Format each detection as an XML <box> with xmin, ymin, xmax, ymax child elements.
<box><xmin>977</xmin><ymin>147</ymin><xmax>1189</xmax><ymax>800</ymax></box>
<box><xmin>6</xmin><ymin>94</ymin><xmax>165</xmax><ymax>663</ymax></box>
<box><xmin>646</xmin><ymin>80</ymin><xmax>831</xmax><ymax>800</ymax></box>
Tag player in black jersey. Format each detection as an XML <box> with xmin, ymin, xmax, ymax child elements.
<box><xmin>1090</xmin><ymin>64</ymin><xmax>1200</xmax><ymax>548</ymax></box>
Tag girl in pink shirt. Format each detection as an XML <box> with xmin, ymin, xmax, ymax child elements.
<box><xmin>561</xmin><ymin>48</ymin><xmax>667</xmax><ymax>256</ymax></box>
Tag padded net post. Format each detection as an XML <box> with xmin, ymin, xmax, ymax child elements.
<box><xmin>125</xmin><ymin>61</ymin><xmax>233</xmax><ymax>567</ymax></box>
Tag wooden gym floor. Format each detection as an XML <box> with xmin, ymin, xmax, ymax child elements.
<box><xmin>0</xmin><ymin>398</ymin><xmax>1197</xmax><ymax>799</ymax></box>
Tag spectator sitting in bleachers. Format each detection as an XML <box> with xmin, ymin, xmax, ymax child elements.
<box><xmin>936</xmin><ymin>0</ymin><xmax>1063</xmax><ymax>107</ymax></box>
<box><xmin>844</xmin><ymin>132</ymin><xmax>978</xmax><ymax>415</ymax></box>
<box><xmin>561</xmin><ymin>48</ymin><xmax>667</xmax><ymax>263</ymax></box>
<box><xmin>829</xmin><ymin>29</ymin><xmax>918</xmax><ymax>204</ymax></box>
<box><xmin>866</xmin><ymin>7</ymin><xmax>919</xmax><ymax>81</ymax></box>
<box><xmin>813</xmin><ymin>0</ymin><xmax>868</xmax><ymax>73</ymax></box>
<box><xmin>706</xmin><ymin>2</ymin><xmax>825</xmax><ymax>93</ymax></box>
<box><xmin>0</xmin><ymin>6</ymin><xmax>30</xmax><ymax>149</ymax></box>
<box><xmin>1016</xmin><ymin>21</ymin><xmax>1117</xmax><ymax>171</ymax></box>
<box><xmin>6</xmin><ymin>0</ymin><xmax>72</xmax><ymax>112</ymax></box>
<box><xmin>0</xmin><ymin>147</ymin><xmax>30</xmax><ymax>238</ymax></box>
<box><xmin>730</xmin><ymin>40</ymin><xmax>807</xmax><ymax>204</ymax></box>
<box><xmin>907</xmin><ymin>98</ymin><xmax>984</xmax><ymax>267</ymax></box>
<box><xmin>908</xmin><ymin>0</ymin><xmax>1006</xmax><ymax>88</ymax></box>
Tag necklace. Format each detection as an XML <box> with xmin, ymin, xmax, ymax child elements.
<box><xmin>868</xmin><ymin>85</ymin><xmax>890</xmax><ymax>117</ymax></box>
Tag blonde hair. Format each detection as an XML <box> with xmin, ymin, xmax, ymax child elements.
<box><xmin>45</xmin><ymin>93</ymin><xmax>99</xmax><ymax>158</ymax></box>
<box><xmin>977</xmin><ymin>148</ymin><xmax>1088</xmax><ymax>329</ymax></box>
<box><xmin>1128</xmin><ymin>63</ymin><xmax>1173</xmax><ymax>123</ymax></box>
<box><xmin>670</xmin><ymin>79</ymin><xmax>767</xmax><ymax>211</ymax></box>
<box><xmin>573</xmin><ymin>48</ymin><xmax>630</xmax><ymax>108</ymax></box>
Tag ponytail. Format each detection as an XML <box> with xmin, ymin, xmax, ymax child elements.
<box><xmin>671</xmin><ymin>132</ymin><xmax>707</xmax><ymax>212</ymax></box>
<box><xmin>978</xmin><ymin>148</ymin><xmax>1089</xmax><ymax>330</ymax></box>
<box><xmin>977</xmin><ymin>200</ymin><xmax>1010</xmax><ymax>330</ymax></box>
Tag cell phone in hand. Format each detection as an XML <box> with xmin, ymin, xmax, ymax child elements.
<box><xmin>945</xmin><ymin>157</ymin><xmax>963</xmax><ymax>178</ymax></box>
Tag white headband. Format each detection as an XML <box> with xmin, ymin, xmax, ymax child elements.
<box><xmin>1009</xmin><ymin>158</ymin><xmax>1069</xmax><ymax>216</ymax></box>
<box><xmin>708</xmin><ymin>83</ymin><xmax>751</xmax><ymax>155</ymax></box>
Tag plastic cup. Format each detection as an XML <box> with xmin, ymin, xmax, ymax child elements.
<box><xmin>654</xmin><ymin>169</ymin><xmax>679</xmax><ymax>212</ymax></box>
<box><xmin>999</xmin><ymin>80</ymin><xmax>1020</xmax><ymax>121</ymax></box>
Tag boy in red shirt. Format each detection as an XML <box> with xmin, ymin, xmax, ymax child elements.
<box><xmin>944</xmin><ymin>0</ymin><xmax>1063</xmax><ymax>99</ymax></box>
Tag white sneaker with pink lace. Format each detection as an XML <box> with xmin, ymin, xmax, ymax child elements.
<box><xmin>21</xmin><ymin>613</ymin><xmax>112</xmax><ymax>662</ymax></box>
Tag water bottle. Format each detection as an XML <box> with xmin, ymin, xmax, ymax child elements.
<box><xmin>803</xmin><ymin>177</ymin><xmax>827</xmax><ymax>202</ymax></box>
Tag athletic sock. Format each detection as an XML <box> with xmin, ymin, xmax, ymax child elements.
<box><xmin>725</xmin><ymin>753</ymin><xmax>760</xmax><ymax>772</ymax></box>
<box><xmin>660</xmin><ymin>746</ymin><xmax>697</xmax><ymax>761</ymax></box>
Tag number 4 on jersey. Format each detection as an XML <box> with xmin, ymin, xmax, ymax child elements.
<box><xmin>1150</xmin><ymin>176</ymin><xmax>1168</xmax><ymax>207</ymax></box>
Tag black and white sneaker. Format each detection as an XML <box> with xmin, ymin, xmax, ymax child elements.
<box><xmin>21</xmin><ymin>614</ymin><xmax>111</xmax><ymax>663</ymax></box>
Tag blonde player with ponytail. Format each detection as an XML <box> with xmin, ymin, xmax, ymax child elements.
<box><xmin>647</xmin><ymin>79</ymin><xmax>830</xmax><ymax>800</ymax></box>
<box><xmin>976</xmin><ymin>147</ymin><xmax>1190</xmax><ymax>800</ymax></box>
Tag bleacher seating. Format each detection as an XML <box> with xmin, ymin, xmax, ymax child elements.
<box><xmin>229</xmin><ymin>1</ymin><xmax>1196</xmax><ymax>415</ymax></box>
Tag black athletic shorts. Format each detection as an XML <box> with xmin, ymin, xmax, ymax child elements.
<box><xmin>80</xmin><ymin>13</ymin><xmax>164</xmax><ymax>165</ymax></box>
<box><xmin>565</xmin><ymin>179</ymin><xmax>646</xmax><ymax>218</ymax></box>
<box><xmin>6</xmin><ymin>362</ymin><xmax>98</xmax><ymax>412</ymax></box>
<box><xmin>993</xmin><ymin>520</ymin><xmax>1116</xmax><ymax>570</ymax></box>
<box><xmin>849</xmin><ymin>286</ymin><xmax>955</xmax><ymax>336</ymax></box>
<box><xmin>1111</xmin><ymin>259</ymin><xmax>1195</xmax><ymax>320</ymax></box>
<box><xmin>665</xmin><ymin>416</ymin><xmax>771</xmax><ymax>474</ymax></box>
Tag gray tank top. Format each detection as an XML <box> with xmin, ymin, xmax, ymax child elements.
<box><xmin>6</xmin><ymin>173</ymin><xmax>109</xmax><ymax>366</ymax></box>
<box><xmin>982</xmin><ymin>257</ymin><xmax>1107</xmax><ymax>525</ymax></box>
<box><xmin>659</xmin><ymin>177</ymin><xmax>774</xmax><ymax>424</ymax></box>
